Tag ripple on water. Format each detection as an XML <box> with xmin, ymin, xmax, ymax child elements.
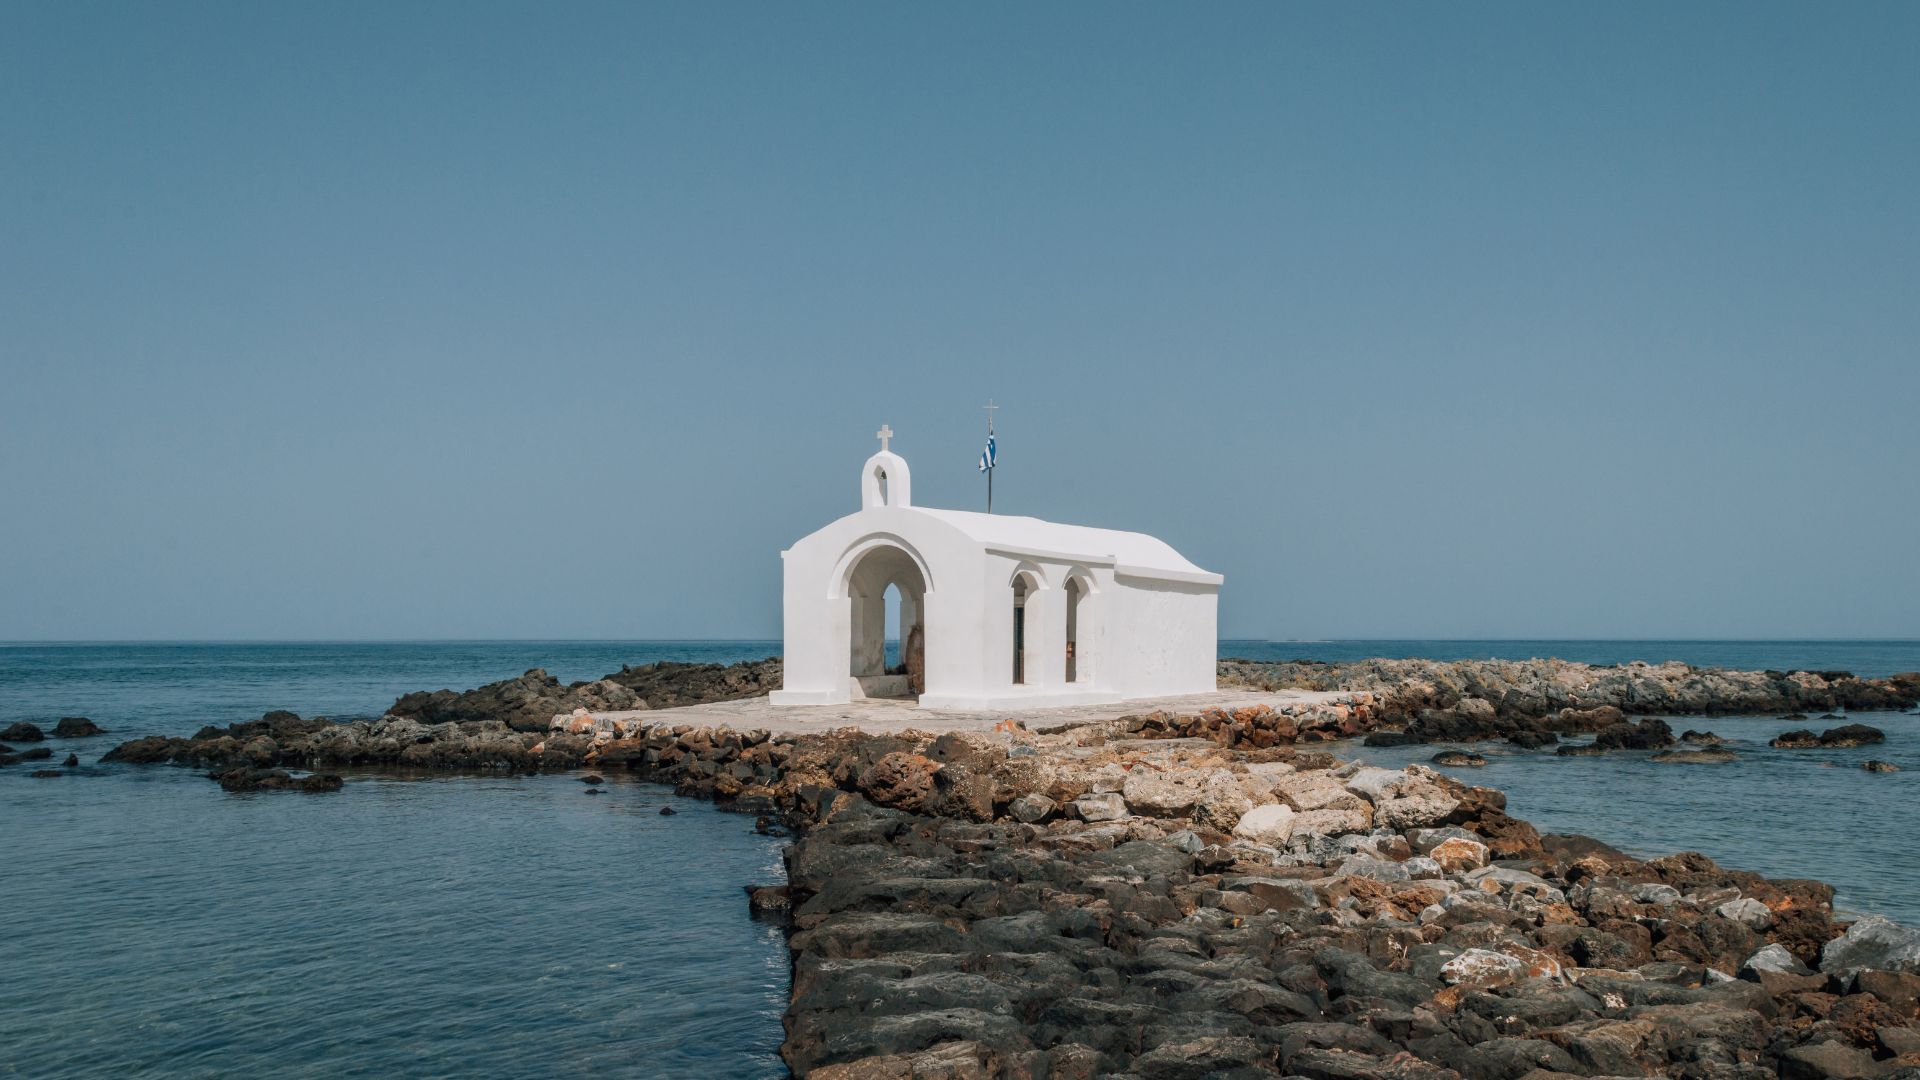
<box><xmin>0</xmin><ymin>769</ymin><xmax>790</xmax><ymax>1080</ymax></box>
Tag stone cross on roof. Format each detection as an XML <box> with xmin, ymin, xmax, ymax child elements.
<box><xmin>876</xmin><ymin>424</ymin><xmax>894</xmax><ymax>452</ymax></box>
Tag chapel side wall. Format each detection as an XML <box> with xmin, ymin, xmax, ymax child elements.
<box><xmin>1108</xmin><ymin>577</ymin><xmax>1219</xmax><ymax>698</ymax></box>
<box><xmin>774</xmin><ymin>542</ymin><xmax>844</xmax><ymax>701</ymax></box>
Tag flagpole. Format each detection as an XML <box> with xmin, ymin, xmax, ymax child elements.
<box><xmin>982</xmin><ymin>400</ymin><xmax>998</xmax><ymax>514</ymax></box>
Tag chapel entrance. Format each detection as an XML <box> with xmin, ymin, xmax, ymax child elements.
<box><xmin>845</xmin><ymin>543</ymin><xmax>926</xmax><ymax>699</ymax></box>
<box><xmin>1011</xmin><ymin>572</ymin><xmax>1039</xmax><ymax>685</ymax></box>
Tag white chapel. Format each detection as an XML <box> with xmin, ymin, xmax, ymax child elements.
<box><xmin>771</xmin><ymin>427</ymin><xmax>1222</xmax><ymax>710</ymax></box>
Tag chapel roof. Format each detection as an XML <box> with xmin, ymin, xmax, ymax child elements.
<box><xmin>910</xmin><ymin>507</ymin><xmax>1213</xmax><ymax>581</ymax></box>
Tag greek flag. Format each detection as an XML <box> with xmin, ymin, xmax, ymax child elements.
<box><xmin>978</xmin><ymin>434</ymin><xmax>996</xmax><ymax>472</ymax></box>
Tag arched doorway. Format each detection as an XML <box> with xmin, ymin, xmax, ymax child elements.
<box><xmin>845</xmin><ymin>543</ymin><xmax>927</xmax><ymax>699</ymax></box>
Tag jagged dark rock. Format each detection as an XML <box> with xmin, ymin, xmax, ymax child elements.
<box><xmin>1</xmin><ymin>722</ymin><xmax>46</xmax><ymax>742</ymax></box>
<box><xmin>53</xmin><ymin>717</ymin><xmax>106</xmax><ymax>738</ymax></box>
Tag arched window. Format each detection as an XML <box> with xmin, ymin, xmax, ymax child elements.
<box><xmin>1011</xmin><ymin>571</ymin><xmax>1041</xmax><ymax>685</ymax></box>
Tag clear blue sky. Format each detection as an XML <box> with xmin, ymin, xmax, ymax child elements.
<box><xmin>3</xmin><ymin>2</ymin><xmax>1916</xmax><ymax>641</ymax></box>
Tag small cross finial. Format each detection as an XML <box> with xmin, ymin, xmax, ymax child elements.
<box><xmin>875</xmin><ymin>424</ymin><xmax>894</xmax><ymax>452</ymax></box>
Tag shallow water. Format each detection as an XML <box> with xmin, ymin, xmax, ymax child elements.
<box><xmin>0</xmin><ymin>766</ymin><xmax>790</xmax><ymax>1079</ymax></box>
<box><xmin>1344</xmin><ymin>712</ymin><xmax>1920</xmax><ymax>922</ymax></box>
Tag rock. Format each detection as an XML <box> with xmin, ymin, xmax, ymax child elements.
<box><xmin>1231</xmin><ymin>803</ymin><xmax>1296</xmax><ymax>844</ymax></box>
<box><xmin>1863</xmin><ymin>760</ymin><xmax>1899</xmax><ymax>773</ymax></box>
<box><xmin>1191</xmin><ymin>771</ymin><xmax>1252</xmax><ymax>831</ymax></box>
<box><xmin>1069</xmin><ymin>792</ymin><xmax>1127</xmax><ymax>822</ymax></box>
<box><xmin>1007</xmin><ymin>793</ymin><xmax>1056</xmax><ymax>823</ymax></box>
<box><xmin>744</xmin><ymin>885</ymin><xmax>791</xmax><ymax>915</ymax></box>
<box><xmin>1718</xmin><ymin>897</ymin><xmax>1773</xmax><ymax>930</ymax></box>
<box><xmin>30</xmin><ymin>769</ymin><xmax>62</xmax><ymax>778</ymax></box>
<box><xmin>1</xmin><ymin>722</ymin><xmax>45</xmax><ymax>742</ymax></box>
<box><xmin>62</xmin><ymin>753</ymin><xmax>79</xmax><ymax>767</ymax></box>
<box><xmin>1430</xmin><ymin>749</ymin><xmax>1487</xmax><ymax>767</ymax></box>
<box><xmin>1509</xmin><ymin>730</ymin><xmax>1559</xmax><ymax>749</ymax></box>
<box><xmin>1822</xmin><ymin>915</ymin><xmax>1920</xmax><ymax>975</ymax></box>
<box><xmin>208</xmin><ymin>766</ymin><xmax>342</xmax><ymax>793</ymax></box>
<box><xmin>18</xmin><ymin>747</ymin><xmax>52</xmax><ymax>761</ymax></box>
<box><xmin>1428</xmin><ymin>836</ymin><xmax>1490</xmax><ymax>873</ymax></box>
<box><xmin>1772</xmin><ymin>729</ymin><xmax>1822</xmax><ymax>749</ymax></box>
<box><xmin>1745</xmin><ymin>943</ymin><xmax>1812</xmax><ymax>975</ymax></box>
<box><xmin>1779</xmin><ymin>1040</ymin><xmax>1885</xmax><ymax>1079</ymax></box>
<box><xmin>1649</xmin><ymin>747</ymin><xmax>1738</xmax><ymax>764</ymax></box>
<box><xmin>659</xmin><ymin>806</ymin><xmax>676</xmax><ymax>816</ymax></box>
<box><xmin>1591</xmin><ymin>717</ymin><xmax>1675</xmax><ymax>751</ymax></box>
<box><xmin>1441</xmin><ymin>948</ymin><xmax>1528</xmax><ymax>989</ymax></box>
<box><xmin>579</xmin><ymin>773</ymin><xmax>604</xmax><ymax>784</ymax></box>
<box><xmin>1120</xmin><ymin>766</ymin><xmax>1196</xmax><ymax>817</ymax></box>
<box><xmin>52</xmin><ymin>717</ymin><xmax>106</xmax><ymax>738</ymax></box>
<box><xmin>1820</xmin><ymin>724</ymin><xmax>1885</xmax><ymax>748</ymax></box>
<box><xmin>1680</xmin><ymin>729</ymin><xmax>1725</xmax><ymax>744</ymax></box>
<box><xmin>583</xmin><ymin>788</ymin><xmax>603</xmax><ymax>795</ymax></box>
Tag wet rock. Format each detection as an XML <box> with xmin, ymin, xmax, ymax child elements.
<box><xmin>1591</xmin><ymin>717</ymin><xmax>1675</xmax><ymax>751</ymax></box>
<box><xmin>1509</xmin><ymin>730</ymin><xmax>1558</xmax><ymax>749</ymax></box>
<box><xmin>1773</xmin><ymin>729</ymin><xmax>1822</xmax><ymax>749</ymax></box>
<box><xmin>62</xmin><ymin>753</ymin><xmax>79</xmax><ymax>767</ymax></box>
<box><xmin>209</xmin><ymin>766</ymin><xmax>342</xmax><ymax>793</ymax></box>
<box><xmin>18</xmin><ymin>746</ymin><xmax>52</xmax><ymax>761</ymax></box>
<box><xmin>1863</xmin><ymin>760</ymin><xmax>1899</xmax><ymax>773</ymax></box>
<box><xmin>659</xmin><ymin>806</ymin><xmax>676</xmax><ymax>816</ymax></box>
<box><xmin>1430</xmin><ymin>750</ymin><xmax>1487</xmax><ymax>767</ymax></box>
<box><xmin>1</xmin><ymin>722</ymin><xmax>45</xmax><ymax>742</ymax></box>
<box><xmin>30</xmin><ymin>768</ymin><xmax>63</xmax><ymax>778</ymax></box>
<box><xmin>579</xmin><ymin>773</ymin><xmax>604</xmax><ymax>784</ymax></box>
<box><xmin>1680</xmin><ymin>729</ymin><xmax>1725</xmax><ymax>744</ymax></box>
<box><xmin>1649</xmin><ymin>747</ymin><xmax>1738</xmax><ymax>764</ymax></box>
<box><xmin>52</xmin><ymin>717</ymin><xmax>106</xmax><ymax>738</ymax></box>
<box><xmin>1819</xmin><ymin>724</ymin><xmax>1885</xmax><ymax>748</ymax></box>
<box><xmin>1821</xmin><ymin>915</ymin><xmax>1920</xmax><ymax>975</ymax></box>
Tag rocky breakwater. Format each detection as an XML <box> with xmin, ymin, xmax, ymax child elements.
<box><xmin>1221</xmin><ymin>657</ymin><xmax>1920</xmax><ymax>747</ymax></box>
<box><xmin>574</xmin><ymin>713</ymin><xmax>1920</xmax><ymax>1079</ymax></box>
<box><xmin>98</xmin><ymin>659</ymin><xmax>785</xmax><ymax>783</ymax></box>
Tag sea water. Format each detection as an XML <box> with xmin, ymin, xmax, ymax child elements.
<box><xmin>3</xmin><ymin>640</ymin><xmax>1917</xmax><ymax>1077</ymax></box>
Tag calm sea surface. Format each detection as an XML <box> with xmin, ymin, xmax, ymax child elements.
<box><xmin>3</xmin><ymin>639</ymin><xmax>1917</xmax><ymax>1077</ymax></box>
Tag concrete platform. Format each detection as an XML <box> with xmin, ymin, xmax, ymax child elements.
<box><xmin>572</xmin><ymin>688</ymin><xmax>1358</xmax><ymax>737</ymax></box>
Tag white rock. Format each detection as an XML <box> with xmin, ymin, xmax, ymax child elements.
<box><xmin>1744</xmin><ymin>943</ymin><xmax>1810</xmax><ymax>976</ymax></box>
<box><xmin>1070</xmin><ymin>792</ymin><xmax>1127</xmax><ymax>822</ymax></box>
<box><xmin>1717</xmin><ymin>897</ymin><xmax>1772</xmax><ymax>930</ymax></box>
<box><xmin>1441</xmin><ymin>948</ymin><xmax>1527</xmax><ymax>989</ymax></box>
<box><xmin>1231</xmin><ymin>803</ymin><xmax>1297</xmax><ymax>845</ymax></box>
<box><xmin>1821</xmin><ymin>914</ymin><xmax>1920</xmax><ymax>974</ymax></box>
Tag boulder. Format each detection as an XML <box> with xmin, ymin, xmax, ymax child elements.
<box><xmin>1717</xmin><ymin>897</ymin><xmax>1773</xmax><ymax>930</ymax></box>
<box><xmin>1007</xmin><ymin>793</ymin><xmax>1056</xmax><ymax>824</ymax></box>
<box><xmin>1864</xmin><ymin>760</ymin><xmax>1900</xmax><ymax>773</ymax></box>
<box><xmin>1069</xmin><ymin>792</ymin><xmax>1127</xmax><ymax>822</ymax></box>
<box><xmin>1820</xmin><ymin>724</ymin><xmax>1885</xmax><ymax>748</ymax></box>
<box><xmin>1431</xmin><ymin>750</ymin><xmax>1487</xmax><ymax>767</ymax></box>
<box><xmin>1121</xmin><ymin>766</ymin><xmax>1197</xmax><ymax>817</ymax></box>
<box><xmin>1441</xmin><ymin>948</ymin><xmax>1528</xmax><ymax>989</ymax></box>
<box><xmin>1232</xmin><ymin>803</ymin><xmax>1296</xmax><ymax>845</ymax></box>
<box><xmin>52</xmin><ymin>717</ymin><xmax>106</xmax><ymax>738</ymax></box>
<box><xmin>1591</xmin><ymin>718</ymin><xmax>1675</xmax><ymax>751</ymax></box>
<box><xmin>0</xmin><ymin>722</ymin><xmax>45</xmax><ymax>742</ymax></box>
<box><xmin>1772</xmin><ymin>729</ymin><xmax>1821</xmax><ymax>749</ymax></box>
<box><xmin>1428</xmin><ymin>836</ymin><xmax>1490</xmax><ymax>873</ymax></box>
<box><xmin>1822</xmin><ymin>915</ymin><xmax>1920</xmax><ymax>975</ymax></box>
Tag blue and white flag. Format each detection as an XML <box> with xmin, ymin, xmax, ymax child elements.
<box><xmin>978</xmin><ymin>434</ymin><xmax>996</xmax><ymax>472</ymax></box>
